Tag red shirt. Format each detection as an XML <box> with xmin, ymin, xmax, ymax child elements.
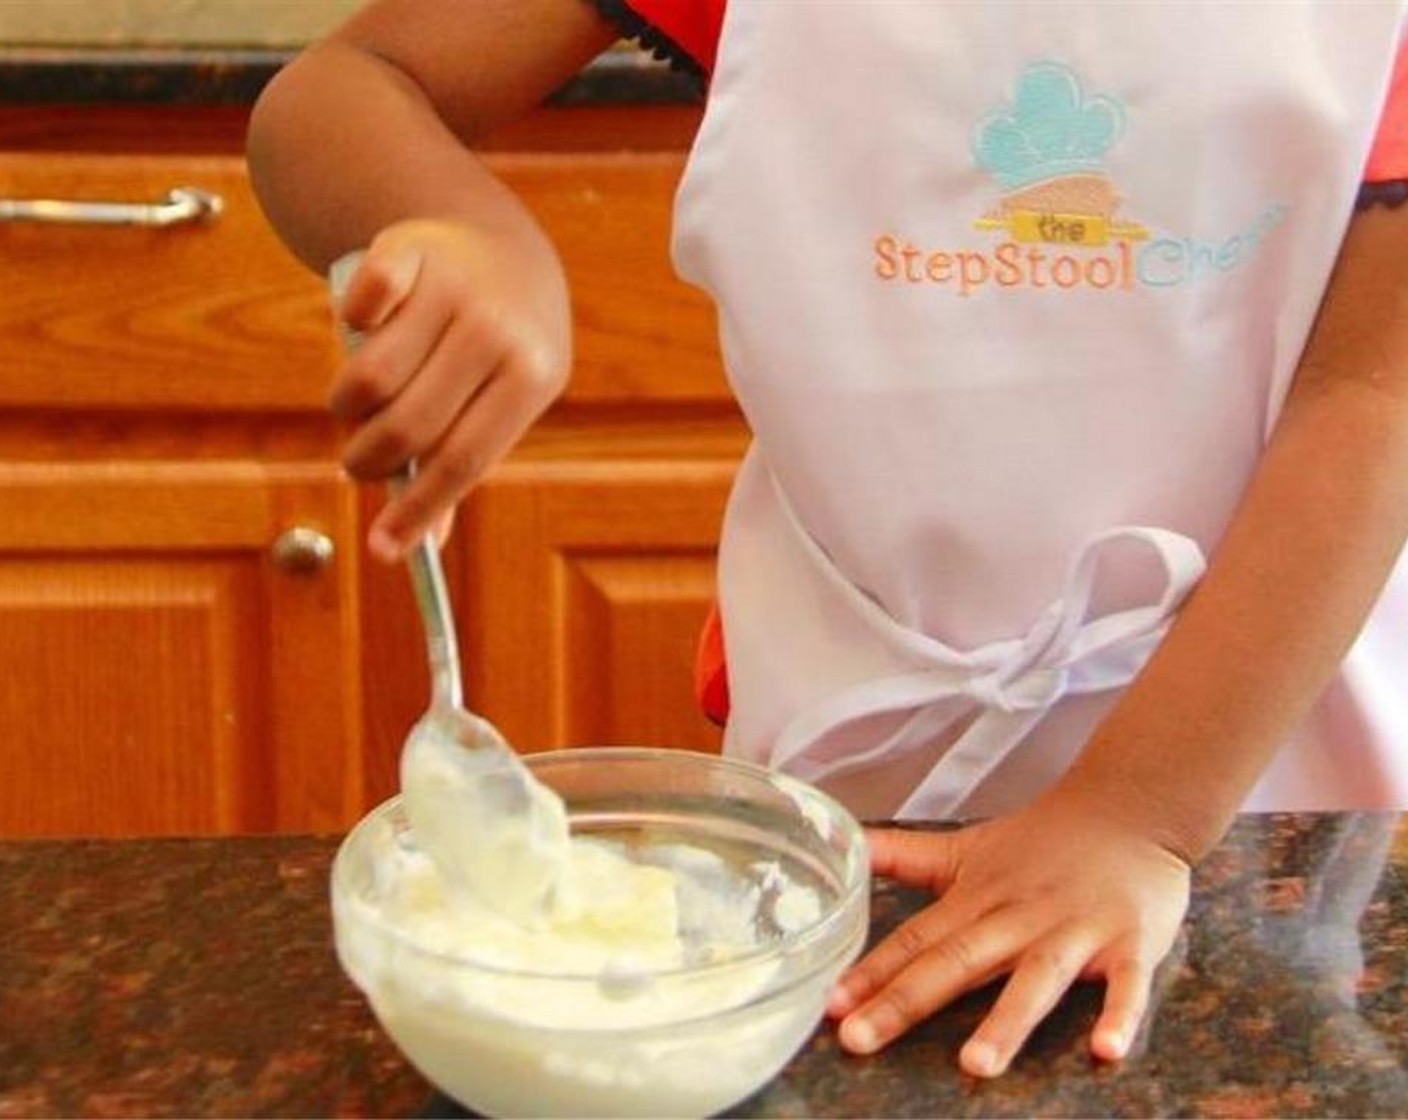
<box><xmin>1367</xmin><ymin>39</ymin><xmax>1408</xmax><ymax>180</ymax></box>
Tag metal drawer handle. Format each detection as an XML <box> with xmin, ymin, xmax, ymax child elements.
<box><xmin>271</xmin><ymin>527</ymin><xmax>336</xmax><ymax>575</ymax></box>
<box><xmin>0</xmin><ymin>186</ymin><xmax>224</xmax><ymax>227</ymax></box>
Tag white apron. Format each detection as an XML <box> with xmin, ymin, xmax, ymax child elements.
<box><xmin>672</xmin><ymin>2</ymin><xmax>1408</xmax><ymax>820</ymax></box>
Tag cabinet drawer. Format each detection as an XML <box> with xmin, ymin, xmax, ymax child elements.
<box><xmin>0</xmin><ymin>152</ymin><xmax>337</xmax><ymax>412</ymax></box>
<box><xmin>0</xmin><ymin>151</ymin><xmax>724</xmax><ymax>413</ymax></box>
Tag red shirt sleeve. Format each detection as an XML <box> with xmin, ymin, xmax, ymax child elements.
<box><xmin>615</xmin><ymin>0</ymin><xmax>726</xmax><ymax>76</ymax></box>
<box><xmin>693</xmin><ymin>601</ymin><xmax>729</xmax><ymax>727</ymax></box>
<box><xmin>1366</xmin><ymin>40</ymin><xmax>1408</xmax><ymax>180</ymax></box>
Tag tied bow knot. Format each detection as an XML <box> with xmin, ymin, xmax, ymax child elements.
<box><xmin>967</xmin><ymin>661</ymin><xmax>1070</xmax><ymax>714</ymax></box>
<box><xmin>767</xmin><ymin>521</ymin><xmax>1208</xmax><ymax>819</ymax></box>
<box><xmin>961</xmin><ymin>598</ymin><xmax>1072</xmax><ymax>713</ymax></box>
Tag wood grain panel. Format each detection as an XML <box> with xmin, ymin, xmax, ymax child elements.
<box><xmin>265</xmin><ymin>470</ymin><xmax>366</xmax><ymax>833</ymax></box>
<box><xmin>0</xmin><ymin>558</ymin><xmax>268</xmax><ymax>837</ymax></box>
<box><xmin>0</xmin><ymin>152</ymin><xmax>337</xmax><ymax>412</ymax></box>
<box><xmin>0</xmin><ymin>461</ymin><xmax>363</xmax><ymax>837</ymax></box>
<box><xmin>563</xmin><ymin>553</ymin><xmax>722</xmax><ymax>752</ymax></box>
<box><xmin>0</xmin><ymin>149</ymin><xmax>718</xmax><ymax>413</ymax></box>
<box><xmin>491</xmin><ymin>153</ymin><xmax>728</xmax><ymax>407</ymax></box>
<box><xmin>355</xmin><ymin>484</ymin><xmax>433</xmax><ymax>808</ymax></box>
<box><xmin>458</xmin><ymin>457</ymin><xmax>735</xmax><ymax>754</ymax></box>
<box><xmin>0</xmin><ymin>461</ymin><xmax>273</xmax><ymax>549</ymax></box>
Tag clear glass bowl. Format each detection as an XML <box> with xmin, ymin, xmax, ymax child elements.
<box><xmin>331</xmin><ymin>747</ymin><xmax>870</xmax><ymax>1119</ymax></box>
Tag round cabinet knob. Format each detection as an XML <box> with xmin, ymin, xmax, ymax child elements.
<box><xmin>271</xmin><ymin>527</ymin><xmax>335</xmax><ymax>574</ymax></box>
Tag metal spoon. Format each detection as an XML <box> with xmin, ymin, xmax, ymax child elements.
<box><xmin>393</xmin><ymin>484</ymin><xmax>570</xmax><ymax>924</ymax></box>
<box><xmin>330</xmin><ymin>253</ymin><xmax>569</xmax><ymax>924</ymax></box>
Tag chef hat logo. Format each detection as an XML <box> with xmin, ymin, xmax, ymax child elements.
<box><xmin>972</xmin><ymin>61</ymin><xmax>1125</xmax><ymax>191</ymax></box>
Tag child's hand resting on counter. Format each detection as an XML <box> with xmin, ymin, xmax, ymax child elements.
<box><xmin>829</xmin><ymin>787</ymin><xmax>1190</xmax><ymax>1077</ymax></box>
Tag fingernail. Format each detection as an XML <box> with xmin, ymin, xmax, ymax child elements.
<box><xmin>368</xmin><ymin>525</ymin><xmax>403</xmax><ymax>563</ymax></box>
<box><xmin>827</xmin><ymin>981</ymin><xmax>857</xmax><ymax>1018</ymax></box>
<box><xmin>840</xmin><ymin>1015</ymin><xmax>883</xmax><ymax>1055</ymax></box>
<box><xmin>1094</xmin><ymin>1028</ymin><xmax>1127</xmax><ymax>1059</ymax></box>
<box><xmin>368</xmin><ymin>249</ymin><xmax>422</xmax><ymax>327</ymax></box>
<box><xmin>962</xmin><ymin>1039</ymin><xmax>1001</xmax><ymax>1078</ymax></box>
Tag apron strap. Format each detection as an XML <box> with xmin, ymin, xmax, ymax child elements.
<box><xmin>767</xmin><ymin>491</ymin><xmax>1207</xmax><ymax>818</ymax></box>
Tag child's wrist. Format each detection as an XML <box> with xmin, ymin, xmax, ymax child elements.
<box><xmin>1043</xmin><ymin>763</ymin><xmax>1230</xmax><ymax>868</ymax></box>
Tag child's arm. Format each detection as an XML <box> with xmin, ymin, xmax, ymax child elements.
<box><xmin>1065</xmin><ymin>200</ymin><xmax>1408</xmax><ymax>861</ymax></box>
<box><xmin>831</xmin><ymin>200</ymin><xmax>1408</xmax><ymax>1076</ymax></box>
<box><xmin>246</xmin><ymin>0</ymin><xmax>618</xmax><ymax>558</ymax></box>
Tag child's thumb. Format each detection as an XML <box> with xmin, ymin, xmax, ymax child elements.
<box><xmin>338</xmin><ymin>243</ymin><xmax>423</xmax><ymax>331</ymax></box>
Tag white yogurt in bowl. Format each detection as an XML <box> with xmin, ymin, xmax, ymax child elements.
<box><xmin>331</xmin><ymin>748</ymin><xmax>870</xmax><ymax>1118</ymax></box>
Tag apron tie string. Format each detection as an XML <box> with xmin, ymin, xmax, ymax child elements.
<box><xmin>767</xmin><ymin>486</ymin><xmax>1207</xmax><ymax>819</ymax></box>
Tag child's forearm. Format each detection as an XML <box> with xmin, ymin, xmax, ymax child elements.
<box><xmin>1058</xmin><ymin>205</ymin><xmax>1408</xmax><ymax>863</ymax></box>
<box><xmin>247</xmin><ymin>41</ymin><xmax>546</xmax><ymax>272</ymax></box>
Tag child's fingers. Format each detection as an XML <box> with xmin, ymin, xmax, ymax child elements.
<box><xmin>865</xmin><ymin>827</ymin><xmax>962</xmax><ymax>891</ymax></box>
<box><xmin>827</xmin><ymin>830</ymin><xmax>971</xmax><ymax>1018</ymax></box>
<box><xmin>341</xmin><ymin>313</ymin><xmax>498</xmax><ymax>479</ymax></box>
<box><xmin>374</xmin><ymin>506</ymin><xmax>455</xmax><ymax>560</ymax></box>
<box><xmin>829</xmin><ymin>901</ymin><xmax>965</xmax><ymax>1018</ymax></box>
<box><xmin>834</xmin><ymin>912</ymin><xmax>1023</xmax><ymax>1055</ymax></box>
<box><xmin>369</xmin><ymin>349</ymin><xmax>554</xmax><ymax>560</ymax></box>
<box><xmin>330</xmin><ymin>301</ymin><xmax>452</xmax><ymax>426</ymax></box>
<box><xmin>1089</xmin><ymin>952</ymin><xmax>1152</xmax><ymax>1062</ymax></box>
<box><xmin>329</xmin><ymin>254</ymin><xmax>457</xmax><ymax>423</ymax></box>
<box><xmin>339</xmin><ymin>241</ymin><xmax>423</xmax><ymax>332</ymax></box>
<box><xmin>958</xmin><ymin>928</ymin><xmax>1098</xmax><ymax>1078</ymax></box>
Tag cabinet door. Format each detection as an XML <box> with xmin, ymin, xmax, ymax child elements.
<box><xmin>458</xmin><ymin>459</ymin><xmax>735</xmax><ymax>755</ymax></box>
<box><xmin>0</xmin><ymin>462</ymin><xmax>363</xmax><ymax>837</ymax></box>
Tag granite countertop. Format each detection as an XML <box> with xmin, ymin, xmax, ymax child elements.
<box><xmin>0</xmin><ymin>44</ymin><xmax>700</xmax><ymax>108</ymax></box>
<box><xmin>2</xmin><ymin>812</ymin><xmax>1406</xmax><ymax>1118</ymax></box>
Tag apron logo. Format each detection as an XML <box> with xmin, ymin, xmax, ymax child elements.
<box><xmin>873</xmin><ymin>60</ymin><xmax>1288</xmax><ymax>296</ymax></box>
<box><xmin>972</xmin><ymin>60</ymin><xmax>1148</xmax><ymax>249</ymax></box>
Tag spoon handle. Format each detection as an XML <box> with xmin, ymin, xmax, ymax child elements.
<box><xmin>393</xmin><ymin>468</ymin><xmax>465</xmax><ymax>712</ymax></box>
<box><xmin>329</xmin><ymin>251</ymin><xmax>465</xmax><ymax>713</ymax></box>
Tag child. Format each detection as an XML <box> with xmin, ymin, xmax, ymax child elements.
<box><xmin>248</xmin><ymin>0</ymin><xmax>1408</xmax><ymax>1080</ymax></box>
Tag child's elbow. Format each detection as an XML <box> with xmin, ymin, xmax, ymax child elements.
<box><xmin>245</xmin><ymin>45</ymin><xmax>358</xmax><ymax>270</ymax></box>
<box><xmin>246</xmin><ymin>49</ymin><xmax>322</xmax><ymax>189</ymax></box>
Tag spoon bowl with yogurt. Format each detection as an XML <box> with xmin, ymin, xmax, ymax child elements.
<box><xmin>395</xmin><ymin>517</ymin><xmax>571</xmax><ymax>926</ymax></box>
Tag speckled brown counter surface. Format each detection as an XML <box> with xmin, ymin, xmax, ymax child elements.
<box><xmin>2</xmin><ymin>813</ymin><xmax>1406</xmax><ymax>1119</ymax></box>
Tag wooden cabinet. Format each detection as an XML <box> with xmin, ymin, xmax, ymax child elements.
<box><xmin>0</xmin><ymin>147</ymin><xmax>365</xmax><ymax>837</ymax></box>
<box><xmin>0</xmin><ymin>152</ymin><xmax>335</xmax><ymax>411</ymax></box>
<box><xmin>0</xmin><ymin>461</ymin><xmax>362</xmax><ymax>836</ymax></box>
<box><xmin>0</xmin><ymin>103</ymin><xmax>736</xmax><ymax>838</ymax></box>
<box><xmin>461</xmin><ymin>458</ymin><xmax>735</xmax><ymax>756</ymax></box>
